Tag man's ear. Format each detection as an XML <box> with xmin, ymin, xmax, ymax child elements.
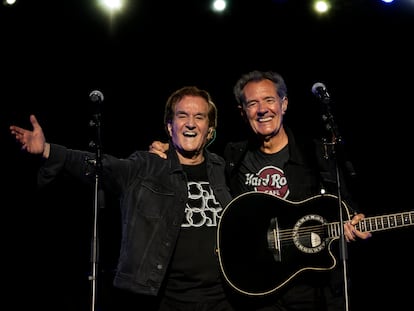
<box><xmin>167</xmin><ymin>123</ymin><xmax>173</xmax><ymax>137</ymax></box>
<box><xmin>237</xmin><ymin>105</ymin><xmax>246</xmax><ymax>119</ymax></box>
<box><xmin>282</xmin><ymin>97</ymin><xmax>288</xmax><ymax>114</ymax></box>
<box><xmin>207</xmin><ymin>127</ymin><xmax>215</xmax><ymax>140</ymax></box>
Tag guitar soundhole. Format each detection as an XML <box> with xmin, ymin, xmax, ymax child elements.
<box><xmin>292</xmin><ymin>214</ymin><xmax>327</xmax><ymax>254</ymax></box>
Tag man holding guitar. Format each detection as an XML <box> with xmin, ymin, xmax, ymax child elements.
<box><xmin>219</xmin><ymin>70</ymin><xmax>372</xmax><ymax>310</ymax></box>
<box><xmin>150</xmin><ymin>70</ymin><xmax>373</xmax><ymax>311</ymax></box>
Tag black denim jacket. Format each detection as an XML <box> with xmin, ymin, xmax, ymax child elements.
<box><xmin>38</xmin><ymin>143</ymin><xmax>232</xmax><ymax>296</ymax></box>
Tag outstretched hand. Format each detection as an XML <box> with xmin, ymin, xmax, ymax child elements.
<box><xmin>10</xmin><ymin>114</ymin><xmax>47</xmax><ymax>156</ymax></box>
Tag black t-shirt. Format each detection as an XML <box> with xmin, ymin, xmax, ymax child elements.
<box><xmin>236</xmin><ymin>145</ymin><xmax>290</xmax><ymax>199</ymax></box>
<box><xmin>164</xmin><ymin>161</ymin><xmax>226</xmax><ymax>303</ymax></box>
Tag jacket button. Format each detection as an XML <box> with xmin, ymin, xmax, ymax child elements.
<box><xmin>157</xmin><ymin>264</ymin><xmax>163</xmax><ymax>270</ymax></box>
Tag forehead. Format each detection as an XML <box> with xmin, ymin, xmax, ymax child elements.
<box><xmin>174</xmin><ymin>95</ymin><xmax>209</xmax><ymax>113</ymax></box>
<box><xmin>244</xmin><ymin>79</ymin><xmax>277</xmax><ymax>99</ymax></box>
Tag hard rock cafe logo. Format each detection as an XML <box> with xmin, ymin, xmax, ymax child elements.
<box><xmin>245</xmin><ymin>166</ymin><xmax>289</xmax><ymax>198</ymax></box>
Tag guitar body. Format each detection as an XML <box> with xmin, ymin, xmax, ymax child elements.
<box><xmin>216</xmin><ymin>192</ymin><xmax>349</xmax><ymax>296</ymax></box>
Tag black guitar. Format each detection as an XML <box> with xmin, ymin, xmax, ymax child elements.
<box><xmin>216</xmin><ymin>191</ymin><xmax>414</xmax><ymax>296</ymax></box>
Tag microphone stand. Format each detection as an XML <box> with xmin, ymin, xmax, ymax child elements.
<box><xmin>319</xmin><ymin>97</ymin><xmax>351</xmax><ymax>311</ymax></box>
<box><xmin>87</xmin><ymin>107</ymin><xmax>105</xmax><ymax>311</ymax></box>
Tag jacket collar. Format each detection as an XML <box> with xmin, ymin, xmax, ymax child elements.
<box><xmin>166</xmin><ymin>141</ymin><xmax>221</xmax><ymax>173</ymax></box>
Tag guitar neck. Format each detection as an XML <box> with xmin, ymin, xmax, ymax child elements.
<box><xmin>354</xmin><ymin>211</ymin><xmax>413</xmax><ymax>233</ymax></box>
<box><xmin>328</xmin><ymin>211</ymin><xmax>414</xmax><ymax>237</ymax></box>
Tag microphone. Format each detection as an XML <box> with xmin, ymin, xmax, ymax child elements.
<box><xmin>311</xmin><ymin>82</ymin><xmax>330</xmax><ymax>104</ymax></box>
<box><xmin>89</xmin><ymin>90</ymin><xmax>104</xmax><ymax>103</ymax></box>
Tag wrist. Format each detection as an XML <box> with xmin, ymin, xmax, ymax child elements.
<box><xmin>43</xmin><ymin>142</ymin><xmax>50</xmax><ymax>158</ymax></box>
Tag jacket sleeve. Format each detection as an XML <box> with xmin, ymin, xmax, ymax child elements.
<box><xmin>37</xmin><ymin>144</ymin><xmax>68</xmax><ymax>188</ymax></box>
<box><xmin>37</xmin><ymin>143</ymin><xmax>95</xmax><ymax>188</ymax></box>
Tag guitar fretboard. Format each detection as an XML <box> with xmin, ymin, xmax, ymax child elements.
<box><xmin>328</xmin><ymin>211</ymin><xmax>414</xmax><ymax>237</ymax></box>
<box><xmin>357</xmin><ymin>211</ymin><xmax>414</xmax><ymax>233</ymax></box>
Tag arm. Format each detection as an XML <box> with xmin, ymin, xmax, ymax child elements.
<box><xmin>11</xmin><ymin>115</ymin><xmax>143</xmax><ymax>193</ymax></box>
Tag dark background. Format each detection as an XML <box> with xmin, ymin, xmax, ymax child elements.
<box><xmin>1</xmin><ymin>1</ymin><xmax>413</xmax><ymax>310</ymax></box>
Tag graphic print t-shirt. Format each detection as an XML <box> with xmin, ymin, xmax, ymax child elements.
<box><xmin>165</xmin><ymin>161</ymin><xmax>225</xmax><ymax>302</ymax></box>
<box><xmin>236</xmin><ymin>145</ymin><xmax>290</xmax><ymax>198</ymax></box>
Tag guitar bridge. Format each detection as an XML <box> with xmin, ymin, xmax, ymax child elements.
<box><xmin>267</xmin><ymin>217</ymin><xmax>281</xmax><ymax>262</ymax></box>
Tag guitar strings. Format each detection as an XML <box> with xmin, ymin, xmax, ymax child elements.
<box><xmin>273</xmin><ymin>223</ymin><xmax>339</xmax><ymax>242</ymax></box>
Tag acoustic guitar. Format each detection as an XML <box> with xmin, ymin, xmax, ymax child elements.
<box><xmin>216</xmin><ymin>191</ymin><xmax>413</xmax><ymax>296</ymax></box>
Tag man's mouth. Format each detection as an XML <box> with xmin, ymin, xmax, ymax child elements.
<box><xmin>183</xmin><ymin>131</ymin><xmax>197</xmax><ymax>137</ymax></box>
<box><xmin>258</xmin><ymin>116</ymin><xmax>272</xmax><ymax>122</ymax></box>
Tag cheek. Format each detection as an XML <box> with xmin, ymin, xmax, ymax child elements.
<box><xmin>271</xmin><ymin>106</ymin><xmax>285</xmax><ymax>116</ymax></box>
<box><xmin>244</xmin><ymin>109</ymin><xmax>256</xmax><ymax>120</ymax></box>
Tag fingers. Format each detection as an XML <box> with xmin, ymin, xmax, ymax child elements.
<box><xmin>344</xmin><ymin>213</ymin><xmax>373</xmax><ymax>242</ymax></box>
<box><xmin>149</xmin><ymin>141</ymin><xmax>169</xmax><ymax>159</ymax></box>
<box><xmin>30</xmin><ymin>114</ymin><xmax>41</xmax><ymax>130</ymax></box>
<box><xmin>149</xmin><ymin>145</ymin><xmax>167</xmax><ymax>159</ymax></box>
<box><xmin>30</xmin><ymin>114</ymin><xmax>39</xmax><ymax>127</ymax></box>
<box><xmin>350</xmin><ymin>213</ymin><xmax>365</xmax><ymax>225</ymax></box>
<box><xmin>10</xmin><ymin>126</ymin><xmax>25</xmax><ymax>142</ymax></box>
<box><xmin>344</xmin><ymin>222</ymin><xmax>356</xmax><ymax>242</ymax></box>
<box><xmin>354</xmin><ymin>229</ymin><xmax>372</xmax><ymax>240</ymax></box>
